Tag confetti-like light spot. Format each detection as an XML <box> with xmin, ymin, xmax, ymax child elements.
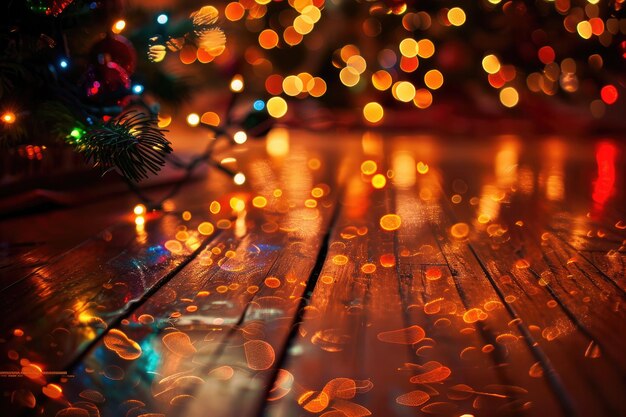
<box><xmin>298</xmin><ymin>391</ymin><xmax>329</xmax><ymax>413</ymax></box>
<box><xmin>332</xmin><ymin>254</ymin><xmax>349</xmax><ymax>265</ymax></box>
<box><xmin>42</xmin><ymin>384</ymin><xmax>63</xmax><ymax>399</ymax></box>
<box><xmin>267</xmin><ymin>369</ymin><xmax>294</xmax><ymax>401</ymax></box>
<box><xmin>208</xmin><ymin>365</ymin><xmax>235</xmax><ymax>380</ymax></box>
<box><xmin>380</xmin><ymin>253</ymin><xmax>396</xmax><ymax>267</ymax></box>
<box><xmin>380</xmin><ymin>214</ymin><xmax>402</xmax><ymax>231</ymax></box>
<box><xmin>165</xmin><ymin>240</ymin><xmax>184</xmax><ymax>253</ymax></box>
<box><xmin>252</xmin><ymin>196</ymin><xmax>268</xmax><ymax>208</ymax></box>
<box><xmin>450</xmin><ymin>222</ymin><xmax>469</xmax><ymax>239</ymax></box>
<box><xmin>377</xmin><ymin>325</ymin><xmax>425</xmax><ymax>345</ymax></box>
<box><xmin>198</xmin><ymin>222</ymin><xmax>214</xmax><ymax>235</ymax></box>
<box><xmin>396</xmin><ymin>390</ymin><xmax>430</xmax><ymax>407</ymax></box>
<box><xmin>425</xmin><ymin>267</ymin><xmax>442</xmax><ymax>280</ymax></box>
<box><xmin>361</xmin><ymin>160</ymin><xmax>377</xmax><ymax>175</ymax></box>
<box><xmin>372</xmin><ymin>174</ymin><xmax>386</xmax><ymax>189</ymax></box>
<box><xmin>103</xmin><ymin>329</ymin><xmax>142</xmax><ymax>360</ymax></box>
<box><xmin>162</xmin><ymin>332</ymin><xmax>197</xmax><ymax>357</ymax></box>
<box><xmin>409</xmin><ymin>364</ymin><xmax>451</xmax><ymax>383</ymax></box>
<box><xmin>361</xmin><ymin>263</ymin><xmax>377</xmax><ymax>273</ymax></box>
<box><xmin>462</xmin><ymin>308</ymin><xmax>487</xmax><ymax>323</ymax></box>
<box><xmin>322</xmin><ymin>378</ymin><xmax>357</xmax><ymax>400</ymax></box>
<box><xmin>244</xmin><ymin>340</ymin><xmax>275</xmax><ymax>370</ymax></box>
<box><xmin>264</xmin><ymin>277</ymin><xmax>281</xmax><ymax>288</ymax></box>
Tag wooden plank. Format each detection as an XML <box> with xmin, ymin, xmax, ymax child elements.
<box><xmin>465</xmin><ymin>216</ymin><xmax>626</xmax><ymax>416</ymax></box>
<box><xmin>263</xmin><ymin>169</ymin><xmax>430</xmax><ymax>415</ymax></box>
<box><xmin>392</xmin><ymin>166</ymin><xmax>541</xmax><ymax>417</ymax></box>
<box><xmin>435</xmin><ymin>160</ymin><xmax>626</xmax><ymax>416</ymax></box>
<box><xmin>28</xmin><ymin>144</ymin><xmax>340</xmax><ymax>417</ymax></box>
<box><xmin>0</xmin><ymin>208</ymin><xmax>229</xmax><ymax>416</ymax></box>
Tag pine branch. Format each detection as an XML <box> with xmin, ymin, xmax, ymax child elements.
<box><xmin>78</xmin><ymin>111</ymin><xmax>172</xmax><ymax>182</ymax></box>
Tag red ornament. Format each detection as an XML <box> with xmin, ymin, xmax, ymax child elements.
<box><xmin>90</xmin><ymin>34</ymin><xmax>137</xmax><ymax>75</ymax></box>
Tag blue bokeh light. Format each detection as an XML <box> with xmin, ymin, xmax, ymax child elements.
<box><xmin>253</xmin><ymin>100</ymin><xmax>265</xmax><ymax>111</ymax></box>
<box><xmin>157</xmin><ymin>14</ymin><xmax>168</xmax><ymax>24</ymax></box>
<box><xmin>132</xmin><ymin>84</ymin><xmax>144</xmax><ymax>94</ymax></box>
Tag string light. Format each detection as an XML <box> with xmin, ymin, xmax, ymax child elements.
<box><xmin>233</xmin><ymin>172</ymin><xmax>246</xmax><ymax>185</ymax></box>
<box><xmin>186</xmin><ymin>113</ymin><xmax>200</xmax><ymax>126</ymax></box>
<box><xmin>230</xmin><ymin>75</ymin><xmax>244</xmax><ymax>92</ymax></box>
<box><xmin>2</xmin><ymin>112</ymin><xmax>16</xmax><ymax>124</ymax></box>
<box><xmin>233</xmin><ymin>131</ymin><xmax>247</xmax><ymax>144</ymax></box>
<box><xmin>112</xmin><ymin>20</ymin><xmax>126</xmax><ymax>34</ymax></box>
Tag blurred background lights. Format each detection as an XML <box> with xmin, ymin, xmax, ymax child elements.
<box><xmin>230</xmin><ymin>75</ymin><xmax>244</xmax><ymax>92</ymax></box>
<box><xmin>132</xmin><ymin>84</ymin><xmax>144</xmax><ymax>94</ymax></box>
<box><xmin>59</xmin><ymin>59</ymin><xmax>68</xmax><ymax>69</ymax></box>
<box><xmin>499</xmin><ymin>87</ymin><xmax>519</xmax><ymax>108</ymax></box>
<box><xmin>112</xmin><ymin>19</ymin><xmax>126</xmax><ymax>34</ymax></box>
<box><xmin>2</xmin><ymin>112</ymin><xmax>16</xmax><ymax>124</ymax></box>
<box><xmin>186</xmin><ymin>113</ymin><xmax>200</xmax><ymax>126</ymax></box>
<box><xmin>363</xmin><ymin>102</ymin><xmax>384</xmax><ymax>123</ymax></box>
<box><xmin>233</xmin><ymin>131</ymin><xmax>248</xmax><ymax>144</ymax></box>
<box><xmin>447</xmin><ymin>7</ymin><xmax>466</xmax><ymax>26</ymax></box>
<box><xmin>233</xmin><ymin>172</ymin><xmax>246</xmax><ymax>185</ymax></box>
<box><xmin>267</xmin><ymin>97</ymin><xmax>288</xmax><ymax>118</ymax></box>
<box><xmin>157</xmin><ymin>14</ymin><xmax>168</xmax><ymax>24</ymax></box>
<box><xmin>253</xmin><ymin>100</ymin><xmax>265</xmax><ymax>111</ymax></box>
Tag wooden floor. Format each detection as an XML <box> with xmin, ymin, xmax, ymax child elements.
<box><xmin>1</xmin><ymin>131</ymin><xmax>624</xmax><ymax>417</ymax></box>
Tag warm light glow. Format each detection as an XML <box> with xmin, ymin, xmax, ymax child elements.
<box><xmin>233</xmin><ymin>130</ymin><xmax>247</xmax><ymax>144</ymax></box>
<box><xmin>447</xmin><ymin>7</ymin><xmax>466</xmax><ymax>26</ymax></box>
<box><xmin>259</xmin><ymin>29</ymin><xmax>279</xmax><ymax>49</ymax></box>
<box><xmin>267</xmin><ymin>97</ymin><xmax>288</xmax><ymax>118</ymax></box>
<box><xmin>482</xmin><ymin>54</ymin><xmax>501</xmax><ymax>74</ymax></box>
<box><xmin>416</xmin><ymin>39</ymin><xmax>435</xmax><ymax>58</ymax></box>
<box><xmin>234</xmin><ymin>172</ymin><xmax>246</xmax><ymax>185</ymax></box>
<box><xmin>372</xmin><ymin>70</ymin><xmax>393</xmax><ymax>91</ymax></box>
<box><xmin>361</xmin><ymin>160</ymin><xmax>377</xmax><ymax>175</ymax></box>
<box><xmin>133</xmin><ymin>204</ymin><xmax>146</xmax><ymax>215</ymax></box>
<box><xmin>399</xmin><ymin>38</ymin><xmax>418</xmax><ymax>58</ymax></box>
<box><xmin>112</xmin><ymin>20</ymin><xmax>126</xmax><ymax>34</ymax></box>
<box><xmin>363</xmin><ymin>102</ymin><xmax>384</xmax><ymax>124</ymax></box>
<box><xmin>2</xmin><ymin>112</ymin><xmax>16</xmax><ymax>124</ymax></box>
<box><xmin>230</xmin><ymin>75</ymin><xmax>244</xmax><ymax>92</ymax></box>
<box><xmin>282</xmin><ymin>75</ymin><xmax>304</xmax><ymax>96</ymax></box>
<box><xmin>394</xmin><ymin>81</ymin><xmax>416</xmax><ymax>102</ymax></box>
<box><xmin>372</xmin><ymin>173</ymin><xmax>386</xmax><ymax>189</ymax></box>
<box><xmin>424</xmin><ymin>70</ymin><xmax>444</xmax><ymax>90</ymax></box>
<box><xmin>499</xmin><ymin>87</ymin><xmax>519</xmax><ymax>107</ymax></box>
<box><xmin>186</xmin><ymin>113</ymin><xmax>200</xmax><ymax>126</ymax></box>
<box><xmin>267</xmin><ymin>127</ymin><xmax>290</xmax><ymax>157</ymax></box>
